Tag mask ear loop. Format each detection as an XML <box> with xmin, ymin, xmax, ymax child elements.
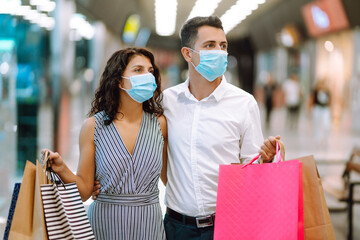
<box><xmin>188</xmin><ymin>48</ymin><xmax>199</xmax><ymax>69</ymax></box>
<box><xmin>120</xmin><ymin>76</ymin><xmax>133</xmax><ymax>92</ymax></box>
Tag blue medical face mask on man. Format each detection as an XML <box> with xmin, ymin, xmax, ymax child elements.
<box><xmin>121</xmin><ymin>73</ymin><xmax>157</xmax><ymax>103</ymax></box>
<box><xmin>190</xmin><ymin>49</ymin><xmax>228</xmax><ymax>82</ymax></box>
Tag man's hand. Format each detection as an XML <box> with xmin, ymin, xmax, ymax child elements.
<box><xmin>92</xmin><ymin>180</ymin><xmax>101</xmax><ymax>200</ymax></box>
<box><xmin>260</xmin><ymin>135</ymin><xmax>281</xmax><ymax>163</ymax></box>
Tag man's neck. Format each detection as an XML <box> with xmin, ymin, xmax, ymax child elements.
<box><xmin>188</xmin><ymin>69</ymin><xmax>222</xmax><ymax>101</ymax></box>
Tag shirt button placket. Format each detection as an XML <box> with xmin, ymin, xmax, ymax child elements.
<box><xmin>190</xmin><ymin>102</ymin><xmax>204</xmax><ymax>215</ymax></box>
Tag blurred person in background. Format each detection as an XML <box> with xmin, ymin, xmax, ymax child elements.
<box><xmin>42</xmin><ymin>48</ymin><xmax>167</xmax><ymax>240</ymax></box>
<box><xmin>263</xmin><ymin>72</ymin><xmax>277</xmax><ymax>130</ymax></box>
<box><xmin>283</xmin><ymin>72</ymin><xmax>302</xmax><ymax>131</ymax></box>
<box><xmin>308</xmin><ymin>78</ymin><xmax>331</xmax><ymax>144</ymax></box>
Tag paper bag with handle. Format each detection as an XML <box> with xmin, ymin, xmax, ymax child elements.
<box><xmin>214</xmin><ymin>141</ymin><xmax>304</xmax><ymax>240</ymax></box>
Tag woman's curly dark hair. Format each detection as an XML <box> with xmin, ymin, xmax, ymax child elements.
<box><xmin>88</xmin><ymin>48</ymin><xmax>163</xmax><ymax>125</ymax></box>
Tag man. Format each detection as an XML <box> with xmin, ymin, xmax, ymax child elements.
<box><xmin>92</xmin><ymin>16</ymin><xmax>280</xmax><ymax>240</ymax></box>
<box><xmin>162</xmin><ymin>16</ymin><xmax>279</xmax><ymax>240</ymax></box>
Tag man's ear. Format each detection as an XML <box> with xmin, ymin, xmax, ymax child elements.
<box><xmin>181</xmin><ymin>47</ymin><xmax>192</xmax><ymax>63</ymax></box>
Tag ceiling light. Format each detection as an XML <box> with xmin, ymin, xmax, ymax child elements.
<box><xmin>23</xmin><ymin>9</ymin><xmax>38</xmax><ymax>22</ymax></box>
<box><xmin>155</xmin><ymin>0</ymin><xmax>177</xmax><ymax>36</ymax></box>
<box><xmin>15</xmin><ymin>5</ymin><xmax>31</xmax><ymax>16</ymax></box>
<box><xmin>221</xmin><ymin>0</ymin><xmax>266</xmax><ymax>34</ymax></box>
<box><xmin>0</xmin><ymin>0</ymin><xmax>21</xmax><ymax>15</ymax></box>
<box><xmin>38</xmin><ymin>1</ymin><xmax>56</xmax><ymax>12</ymax></box>
<box><xmin>70</xmin><ymin>14</ymin><xmax>94</xmax><ymax>39</ymax></box>
<box><xmin>187</xmin><ymin>0</ymin><xmax>222</xmax><ymax>20</ymax></box>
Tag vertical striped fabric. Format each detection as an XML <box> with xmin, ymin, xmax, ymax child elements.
<box><xmin>40</xmin><ymin>183</ymin><xmax>95</xmax><ymax>240</ymax></box>
<box><xmin>88</xmin><ymin>111</ymin><xmax>166</xmax><ymax>240</ymax></box>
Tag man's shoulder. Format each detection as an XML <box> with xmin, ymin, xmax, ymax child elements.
<box><xmin>162</xmin><ymin>82</ymin><xmax>186</xmax><ymax>108</ymax></box>
<box><xmin>225</xmin><ymin>82</ymin><xmax>256</xmax><ymax>100</ymax></box>
<box><xmin>163</xmin><ymin>82</ymin><xmax>186</xmax><ymax>95</ymax></box>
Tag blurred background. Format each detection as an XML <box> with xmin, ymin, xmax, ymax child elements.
<box><xmin>1</xmin><ymin>0</ymin><xmax>360</xmax><ymax>239</ymax></box>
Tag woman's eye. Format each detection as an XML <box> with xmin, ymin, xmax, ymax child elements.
<box><xmin>134</xmin><ymin>68</ymin><xmax>141</xmax><ymax>72</ymax></box>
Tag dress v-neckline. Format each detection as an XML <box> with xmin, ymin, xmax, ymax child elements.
<box><xmin>112</xmin><ymin>112</ymin><xmax>145</xmax><ymax>158</ymax></box>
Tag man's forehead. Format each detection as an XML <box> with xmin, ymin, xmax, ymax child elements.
<box><xmin>196</xmin><ymin>26</ymin><xmax>227</xmax><ymax>42</ymax></box>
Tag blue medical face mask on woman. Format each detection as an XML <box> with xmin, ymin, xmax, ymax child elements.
<box><xmin>190</xmin><ymin>49</ymin><xmax>228</xmax><ymax>82</ymax></box>
<box><xmin>121</xmin><ymin>73</ymin><xmax>157</xmax><ymax>103</ymax></box>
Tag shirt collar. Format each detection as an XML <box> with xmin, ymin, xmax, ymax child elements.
<box><xmin>178</xmin><ymin>77</ymin><xmax>228</xmax><ymax>102</ymax></box>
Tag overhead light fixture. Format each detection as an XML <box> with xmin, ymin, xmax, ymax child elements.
<box><xmin>23</xmin><ymin>9</ymin><xmax>39</xmax><ymax>22</ymax></box>
<box><xmin>15</xmin><ymin>5</ymin><xmax>31</xmax><ymax>17</ymax></box>
<box><xmin>70</xmin><ymin>14</ymin><xmax>94</xmax><ymax>40</ymax></box>
<box><xmin>0</xmin><ymin>0</ymin><xmax>21</xmax><ymax>15</ymax></box>
<box><xmin>221</xmin><ymin>0</ymin><xmax>266</xmax><ymax>34</ymax></box>
<box><xmin>38</xmin><ymin>1</ymin><xmax>56</xmax><ymax>12</ymax></box>
<box><xmin>187</xmin><ymin>0</ymin><xmax>222</xmax><ymax>20</ymax></box>
<box><xmin>155</xmin><ymin>0</ymin><xmax>177</xmax><ymax>36</ymax></box>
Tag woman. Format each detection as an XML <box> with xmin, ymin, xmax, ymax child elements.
<box><xmin>42</xmin><ymin>48</ymin><xmax>167</xmax><ymax>240</ymax></box>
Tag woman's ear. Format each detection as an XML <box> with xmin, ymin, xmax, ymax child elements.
<box><xmin>118</xmin><ymin>78</ymin><xmax>124</xmax><ymax>89</ymax></box>
<box><xmin>181</xmin><ymin>47</ymin><xmax>192</xmax><ymax>63</ymax></box>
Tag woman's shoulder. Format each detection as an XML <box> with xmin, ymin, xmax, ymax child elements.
<box><xmin>81</xmin><ymin>116</ymin><xmax>96</xmax><ymax>133</ymax></box>
<box><xmin>156</xmin><ymin>114</ymin><xmax>166</xmax><ymax>125</ymax></box>
<box><xmin>155</xmin><ymin>114</ymin><xmax>167</xmax><ymax>139</ymax></box>
<box><xmin>79</xmin><ymin>116</ymin><xmax>96</xmax><ymax>142</ymax></box>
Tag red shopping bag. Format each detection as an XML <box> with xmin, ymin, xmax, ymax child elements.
<box><xmin>214</xmin><ymin>148</ymin><xmax>304</xmax><ymax>240</ymax></box>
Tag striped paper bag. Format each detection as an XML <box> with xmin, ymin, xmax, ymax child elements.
<box><xmin>40</xmin><ymin>182</ymin><xmax>95</xmax><ymax>240</ymax></box>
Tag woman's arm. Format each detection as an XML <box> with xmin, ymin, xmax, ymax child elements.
<box><xmin>157</xmin><ymin>115</ymin><xmax>168</xmax><ymax>186</ymax></box>
<box><xmin>43</xmin><ymin>117</ymin><xmax>96</xmax><ymax>202</ymax></box>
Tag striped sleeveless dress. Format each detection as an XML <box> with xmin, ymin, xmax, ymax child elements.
<box><xmin>88</xmin><ymin>111</ymin><xmax>166</xmax><ymax>240</ymax></box>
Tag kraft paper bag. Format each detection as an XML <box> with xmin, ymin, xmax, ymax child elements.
<box><xmin>9</xmin><ymin>160</ymin><xmax>48</xmax><ymax>240</ymax></box>
<box><xmin>297</xmin><ymin>155</ymin><xmax>335</xmax><ymax>240</ymax></box>
<box><xmin>214</xmin><ymin>154</ymin><xmax>304</xmax><ymax>240</ymax></box>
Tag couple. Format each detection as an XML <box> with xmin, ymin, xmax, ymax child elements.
<box><xmin>43</xmin><ymin>16</ymin><xmax>280</xmax><ymax>240</ymax></box>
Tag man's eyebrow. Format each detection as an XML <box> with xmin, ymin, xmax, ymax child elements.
<box><xmin>202</xmin><ymin>40</ymin><xmax>228</xmax><ymax>45</ymax></box>
<box><xmin>202</xmin><ymin>40</ymin><xmax>216</xmax><ymax>44</ymax></box>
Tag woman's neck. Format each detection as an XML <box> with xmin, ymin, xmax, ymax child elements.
<box><xmin>117</xmin><ymin>93</ymin><xmax>143</xmax><ymax>121</ymax></box>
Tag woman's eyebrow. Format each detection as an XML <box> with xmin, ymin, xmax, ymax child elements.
<box><xmin>130</xmin><ymin>65</ymin><xmax>144</xmax><ymax>69</ymax></box>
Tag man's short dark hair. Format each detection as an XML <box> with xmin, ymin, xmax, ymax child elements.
<box><xmin>180</xmin><ymin>16</ymin><xmax>224</xmax><ymax>48</ymax></box>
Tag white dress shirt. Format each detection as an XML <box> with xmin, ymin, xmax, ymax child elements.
<box><xmin>163</xmin><ymin>78</ymin><xmax>264</xmax><ymax>217</ymax></box>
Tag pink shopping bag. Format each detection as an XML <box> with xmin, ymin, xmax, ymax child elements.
<box><xmin>214</xmin><ymin>152</ymin><xmax>304</xmax><ymax>240</ymax></box>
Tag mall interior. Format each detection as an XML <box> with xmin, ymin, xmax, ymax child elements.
<box><xmin>1</xmin><ymin>0</ymin><xmax>360</xmax><ymax>239</ymax></box>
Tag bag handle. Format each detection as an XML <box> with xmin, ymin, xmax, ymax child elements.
<box><xmin>242</xmin><ymin>140</ymin><xmax>285</xmax><ymax>169</ymax></box>
<box><xmin>40</xmin><ymin>150</ymin><xmax>66</xmax><ymax>188</ymax></box>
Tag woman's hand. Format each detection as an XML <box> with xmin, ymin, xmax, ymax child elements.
<box><xmin>92</xmin><ymin>180</ymin><xmax>101</xmax><ymax>200</ymax></box>
<box><xmin>40</xmin><ymin>149</ymin><xmax>65</xmax><ymax>174</ymax></box>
